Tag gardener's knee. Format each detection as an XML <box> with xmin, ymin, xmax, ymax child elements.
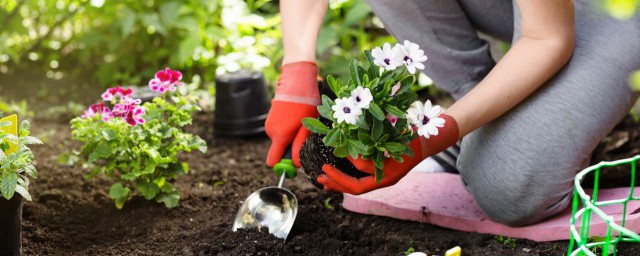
<box><xmin>459</xmin><ymin>159</ymin><xmax>570</xmax><ymax>227</ymax></box>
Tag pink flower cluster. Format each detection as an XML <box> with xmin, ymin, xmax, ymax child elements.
<box><xmin>148</xmin><ymin>68</ymin><xmax>183</xmax><ymax>93</ymax></box>
<box><xmin>83</xmin><ymin>85</ymin><xmax>145</xmax><ymax>126</ymax></box>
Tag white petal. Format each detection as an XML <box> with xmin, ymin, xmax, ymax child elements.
<box><xmin>428</xmin><ymin>123</ymin><xmax>440</xmax><ymax>135</ymax></box>
<box><xmin>407</xmin><ymin>64</ymin><xmax>416</xmax><ymax>74</ymax></box>
<box><xmin>428</xmin><ymin>105</ymin><xmax>442</xmax><ymax>118</ymax></box>
<box><xmin>413</xmin><ymin>62</ymin><xmax>425</xmax><ymax>70</ymax></box>
<box><xmin>430</xmin><ymin>117</ymin><xmax>446</xmax><ymax>127</ymax></box>
<box><xmin>423</xmin><ymin>100</ymin><xmax>432</xmax><ymax>114</ymax></box>
<box><xmin>371</xmin><ymin>47</ymin><xmax>384</xmax><ymax>59</ymax></box>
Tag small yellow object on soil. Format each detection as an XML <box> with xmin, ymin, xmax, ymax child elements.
<box><xmin>0</xmin><ymin>114</ymin><xmax>18</xmax><ymax>154</ymax></box>
<box><xmin>445</xmin><ymin>246</ymin><xmax>461</xmax><ymax>256</ymax></box>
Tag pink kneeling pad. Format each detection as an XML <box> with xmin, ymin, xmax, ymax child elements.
<box><xmin>342</xmin><ymin>172</ymin><xmax>640</xmax><ymax>242</ymax></box>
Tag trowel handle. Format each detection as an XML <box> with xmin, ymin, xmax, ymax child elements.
<box><xmin>274</xmin><ymin>147</ymin><xmax>296</xmax><ymax>179</ymax></box>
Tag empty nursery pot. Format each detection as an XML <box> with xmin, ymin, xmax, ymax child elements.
<box><xmin>0</xmin><ymin>196</ymin><xmax>23</xmax><ymax>256</ymax></box>
<box><xmin>213</xmin><ymin>70</ymin><xmax>270</xmax><ymax>136</ymax></box>
<box><xmin>299</xmin><ymin>118</ymin><xmax>370</xmax><ymax>189</ymax></box>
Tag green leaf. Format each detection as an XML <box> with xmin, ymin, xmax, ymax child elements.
<box><xmin>358</xmin><ymin>131</ymin><xmax>375</xmax><ymax>145</ymax></box>
<box><xmin>14</xmin><ymin>185</ymin><xmax>31</xmax><ymax>201</ymax></box>
<box><xmin>333</xmin><ymin>144</ymin><xmax>349</xmax><ymax>158</ymax></box>
<box><xmin>344</xmin><ymin>0</ymin><xmax>372</xmax><ymax>26</ymax></box>
<box><xmin>383</xmin><ymin>142</ymin><xmax>406</xmax><ymax>153</ymax></box>
<box><xmin>19</xmin><ymin>120</ymin><xmax>30</xmax><ymax>137</ymax></box>
<box><xmin>350</xmin><ymin>59</ymin><xmax>362</xmax><ymax>86</ymax></box>
<box><xmin>102</xmin><ymin>129</ymin><xmax>116</xmax><ymax>141</ymax></box>
<box><xmin>156</xmin><ymin>192</ymin><xmax>180</xmax><ymax>208</ymax></box>
<box><xmin>159</xmin><ymin>1</ymin><xmax>182</xmax><ymax>27</ymax></box>
<box><xmin>350</xmin><ymin>140</ymin><xmax>368</xmax><ymax>153</ymax></box>
<box><xmin>109</xmin><ymin>183</ymin><xmax>130</xmax><ymax>209</ymax></box>
<box><xmin>120</xmin><ymin>8</ymin><xmax>136</xmax><ymax>36</ymax></box>
<box><xmin>0</xmin><ymin>172</ymin><xmax>17</xmax><ymax>200</ymax></box>
<box><xmin>354</xmin><ymin>115</ymin><xmax>370</xmax><ymax>130</ymax></box>
<box><xmin>327</xmin><ymin>75</ymin><xmax>341</xmax><ymax>96</ymax></box>
<box><xmin>21</xmin><ymin>136</ymin><xmax>43</xmax><ymax>145</ymax></box>
<box><xmin>189</xmin><ymin>136</ymin><xmax>208</xmax><ymax>153</ymax></box>
<box><xmin>384</xmin><ymin>105</ymin><xmax>405</xmax><ymax>118</ymax></box>
<box><xmin>89</xmin><ymin>144</ymin><xmax>113</xmax><ymax>163</ymax></box>
<box><xmin>317</xmin><ymin>25</ymin><xmax>339</xmax><ymax>55</ymax></box>
<box><xmin>398</xmin><ymin>75</ymin><xmax>415</xmax><ymax>95</ymax></box>
<box><xmin>323</xmin><ymin>129</ymin><xmax>340</xmax><ymax>147</ymax></box>
<box><xmin>318</xmin><ymin>105</ymin><xmax>334</xmax><ymax>121</ymax></box>
<box><xmin>137</xmin><ymin>182</ymin><xmax>160</xmax><ymax>200</ymax></box>
<box><xmin>371</xmin><ymin>119</ymin><xmax>383</xmax><ymax>140</ymax></box>
<box><xmin>369</xmin><ymin>103</ymin><xmax>385</xmax><ymax>121</ymax></box>
<box><xmin>302</xmin><ymin>118</ymin><xmax>329</xmax><ymax>134</ymax></box>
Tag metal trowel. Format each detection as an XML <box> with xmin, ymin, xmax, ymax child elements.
<box><xmin>232</xmin><ymin>148</ymin><xmax>298</xmax><ymax>240</ymax></box>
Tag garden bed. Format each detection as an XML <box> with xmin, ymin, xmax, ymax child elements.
<box><xmin>15</xmin><ymin>112</ymin><xmax>639</xmax><ymax>255</ymax></box>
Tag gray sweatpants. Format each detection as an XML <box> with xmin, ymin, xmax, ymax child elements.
<box><xmin>366</xmin><ymin>0</ymin><xmax>640</xmax><ymax>226</ymax></box>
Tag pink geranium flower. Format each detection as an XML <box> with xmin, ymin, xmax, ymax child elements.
<box><xmin>82</xmin><ymin>102</ymin><xmax>114</xmax><ymax>122</ymax></box>
<box><xmin>102</xmin><ymin>85</ymin><xmax>133</xmax><ymax>101</ymax></box>
<box><xmin>149</xmin><ymin>68</ymin><xmax>183</xmax><ymax>93</ymax></box>
<box><xmin>125</xmin><ymin>106</ymin><xmax>145</xmax><ymax>126</ymax></box>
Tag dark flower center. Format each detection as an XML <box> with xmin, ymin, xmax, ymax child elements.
<box><xmin>422</xmin><ymin>116</ymin><xmax>430</xmax><ymax>125</ymax></box>
<box><xmin>384</xmin><ymin>58</ymin><xmax>390</xmax><ymax>65</ymax></box>
<box><xmin>404</xmin><ymin>56</ymin><xmax>412</xmax><ymax>62</ymax></box>
<box><xmin>343</xmin><ymin>107</ymin><xmax>351</xmax><ymax>114</ymax></box>
<box><xmin>355</xmin><ymin>96</ymin><xmax>361</xmax><ymax>102</ymax></box>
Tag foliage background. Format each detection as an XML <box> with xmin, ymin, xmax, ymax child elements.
<box><xmin>0</xmin><ymin>0</ymin><xmax>638</xmax><ymax>106</ymax></box>
<box><xmin>0</xmin><ymin>0</ymin><xmax>396</xmax><ymax>92</ymax></box>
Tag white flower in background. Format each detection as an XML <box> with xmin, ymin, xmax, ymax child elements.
<box><xmin>406</xmin><ymin>100</ymin><xmax>445</xmax><ymax>138</ymax></box>
<box><xmin>332</xmin><ymin>97</ymin><xmax>362</xmax><ymax>125</ymax></box>
<box><xmin>351</xmin><ymin>86</ymin><xmax>373</xmax><ymax>109</ymax></box>
<box><xmin>394</xmin><ymin>40</ymin><xmax>428</xmax><ymax>74</ymax></box>
<box><xmin>371</xmin><ymin>43</ymin><xmax>402</xmax><ymax>71</ymax></box>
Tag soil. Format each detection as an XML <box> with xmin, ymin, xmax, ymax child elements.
<box><xmin>3</xmin><ymin>73</ymin><xmax>639</xmax><ymax>255</ymax></box>
<box><xmin>299</xmin><ymin>127</ymin><xmax>369</xmax><ymax>189</ymax></box>
<box><xmin>13</xmin><ymin>112</ymin><xmax>638</xmax><ymax>256</ymax></box>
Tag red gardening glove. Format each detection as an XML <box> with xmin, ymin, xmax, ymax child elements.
<box><xmin>317</xmin><ymin>114</ymin><xmax>459</xmax><ymax>195</ymax></box>
<box><xmin>265</xmin><ymin>62</ymin><xmax>320</xmax><ymax>168</ymax></box>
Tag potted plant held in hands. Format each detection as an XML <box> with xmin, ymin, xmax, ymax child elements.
<box><xmin>71</xmin><ymin>68</ymin><xmax>207</xmax><ymax>209</ymax></box>
<box><xmin>0</xmin><ymin>114</ymin><xmax>42</xmax><ymax>256</ymax></box>
<box><xmin>300</xmin><ymin>41</ymin><xmax>446</xmax><ymax>188</ymax></box>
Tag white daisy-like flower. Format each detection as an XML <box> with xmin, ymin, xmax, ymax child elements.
<box><xmin>350</xmin><ymin>86</ymin><xmax>373</xmax><ymax>109</ymax></box>
<box><xmin>332</xmin><ymin>97</ymin><xmax>363</xmax><ymax>125</ymax></box>
<box><xmin>394</xmin><ymin>40</ymin><xmax>428</xmax><ymax>74</ymax></box>
<box><xmin>406</xmin><ymin>100</ymin><xmax>445</xmax><ymax>138</ymax></box>
<box><xmin>371</xmin><ymin>43</ymin><xmax>402</xmax><ymax>71</ymax></box>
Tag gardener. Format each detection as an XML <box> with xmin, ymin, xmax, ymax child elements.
<box><xmin>265</xmin><ymin>0</ymin><xmax>640</xmax><ymax>226</ymax></box>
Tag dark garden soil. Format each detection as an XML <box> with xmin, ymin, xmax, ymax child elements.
<box><xmin>2</xmin><ymin>69</ymin><xmax>637</xmax><ymax>256</ymax></box>
<box><xmin>15</xmin><ymin>112</ymin><xmax>640</xmax><ymax>256</ymax></box>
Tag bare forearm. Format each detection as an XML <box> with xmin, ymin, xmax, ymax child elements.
<box><xmin>281</xmin><ymin>0</ymin><xmax>328</xmax><ymax>65</ymax></box>
<box><xmin>446</xmin><ymin>0</ymin><xmax>574</xmax><ymax>137</ymax></box>
<box><xmin>446</xmin><ymin>38</ymin><xmax>573</xmax><ymax>136</ymax></box>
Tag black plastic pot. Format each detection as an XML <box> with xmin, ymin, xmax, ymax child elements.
<box><xmin>299</xmin><ymin>119</ymin><xmax>369</xmax><ymax>189</ymax></box>
<box><xmin>213</xmin><ymin>70</ymin><xmax>270</xmax><ymax>136</ymax></box>
<box><xmin>0</xmin><ymin>196</ymin><xmax>22</xmax><ymax>256</ymax></box>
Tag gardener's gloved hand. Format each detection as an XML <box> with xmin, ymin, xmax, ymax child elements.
<box><xmin>265</xmin><ymin>62</ymin><xmax>320</xmax><ymax>168</ymax></box>
<box><xmin>317</xmin><ymin>114</ymin><xmax>459</xmax><ymax>195</ymax></box>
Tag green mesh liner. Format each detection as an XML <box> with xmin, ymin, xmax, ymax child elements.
<box><xmin>569</xmin><ymin>155</ymin><xmax>640</xmax><ymax>255</ymax></box>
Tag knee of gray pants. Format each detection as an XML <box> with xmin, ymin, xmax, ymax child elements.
<box><xmin>463</xmin><ymin>174</ymin><xmax>572</xmax><ymax>227</ymax></box>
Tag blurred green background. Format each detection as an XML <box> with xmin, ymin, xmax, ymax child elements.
<box><xmin>0</xmin><ymin>0</ymin><xmax>394</xmax><ymax>90</ymax></box>
<box><xmin>0</xmin><ymin>0</ymin><xmax>638</xmax><ymax>115</ymax></box>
